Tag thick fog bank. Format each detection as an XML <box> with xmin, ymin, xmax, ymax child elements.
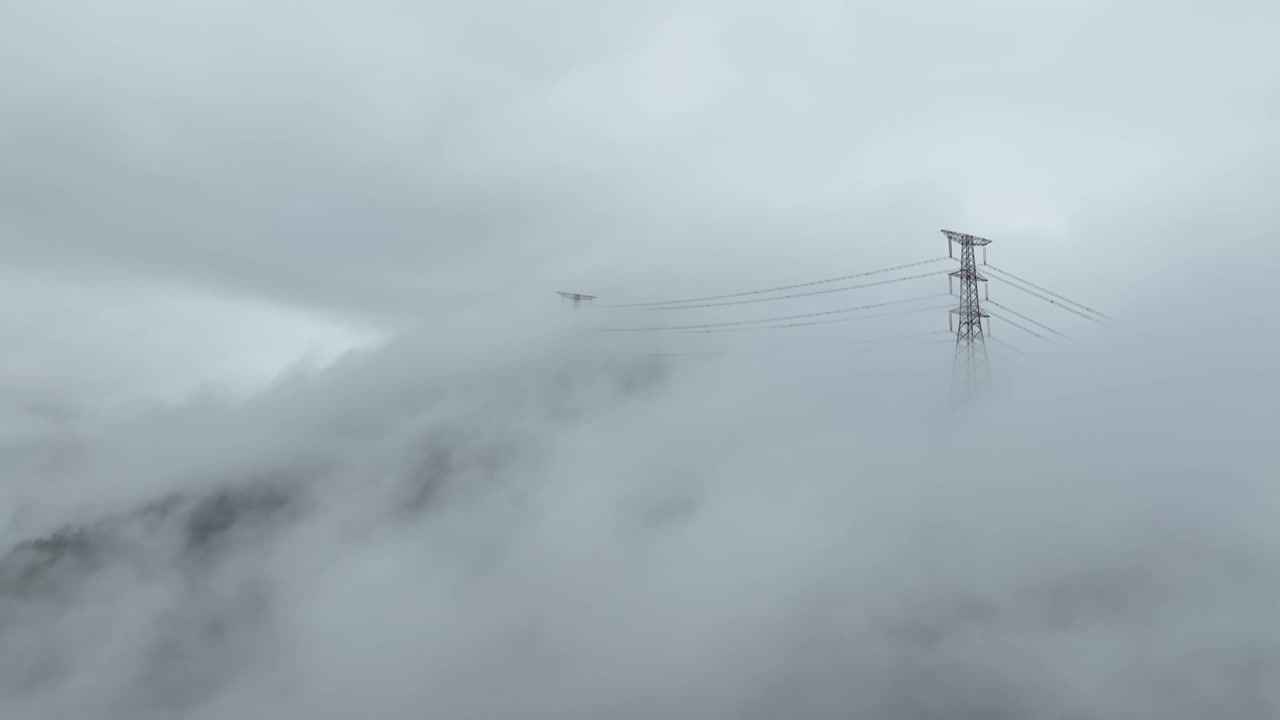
<box><xmin>0</xmin><ymin>298</ymin><xmax>1275</xmax><ymax>720</ymax></box>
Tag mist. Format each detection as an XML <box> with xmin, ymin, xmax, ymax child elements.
<box><xmin>2</xmin><ymin>0</ymin><xmax>1279</xmax><ymax>718</ymax></box>
<box><xmin>2</xmin><ymin>269</ymin><xmax>1277</xmax><ymax>718</ymax></box>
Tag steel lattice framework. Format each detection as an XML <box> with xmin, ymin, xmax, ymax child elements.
<box><xmin>557</xmin><ymin>292</ymin><xmax>597</xmax><ymax>308</ymax></box>
<box><xmin>944</xmin><ymin>230</ymin><xmax>992</xmax><ymax>405</ymax></box>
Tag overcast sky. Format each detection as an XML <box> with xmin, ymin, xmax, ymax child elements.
<box><xmin>2</xmin><ymin>0</ymin><xmax>1277</xmax><ymax>404</ymax></box>
<box><xmin>1</xmin><ymin>1</ymin><xmax>1279</xmax><ymax>718</ymax></box>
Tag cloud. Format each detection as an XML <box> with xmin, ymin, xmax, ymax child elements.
<box><xmin>0</xmin><ymin>0</ymin><xmax>1278</xmax><ymax>718</ymax></box>
<box><xmin>1</xmin><ymin>273</ymin><xmax>1278</xmax><ymax>718</ymax></box>
<box><xmin>2</xmin><ymin>0</ymin><xmax>1275</xmax><ymax>318</ymax></box>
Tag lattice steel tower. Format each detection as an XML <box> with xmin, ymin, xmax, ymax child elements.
<box><xmin>557</xmin><ymin>292</ymin><xmax>597</xmax><ymax>308</ymax></box>
<box><xmin>944</xmin><ymin>230</ymin><xmax>992</xmax><ymax>405</ymax></box>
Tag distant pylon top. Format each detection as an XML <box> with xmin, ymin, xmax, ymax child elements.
<box><xmin>943</xmin><ymin>229</ymin><xmax>992</xmax><ymax>265</ymax></box>
<box><xmin>557</xmin><ymin>291</ymin><xmax>597</xmax><ymax>308</ymax></box>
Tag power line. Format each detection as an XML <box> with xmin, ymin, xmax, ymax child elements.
<box><xmin>990</xmin><ymin>276</ymin><xmax>1103</xmax><ymax>324</ymax></box>
<box><xmin>846</xmin><ymin>331</ymin><xmax>952</xmax><ymax>346</ymax></box>
<box><xmin>604</xmin><ymin>257</ymin><xmax>950</xmax><ymax>308</ymax></box>
<box><xmin>595</xmin><ymin>295</ymin><xmax>949</xmax><ymax>333</ymax></box>
<box><xmin>675</xmin><ymin>304</ymin><xmax>953</xmax><ymax>334</ymax></box>
<box><xmin>988</xmin><ymin>311</ymin><xmax>1053</xmax><ymax>342</ymax></box>
<box><xmin>626</xmin><ymin>334</ymin><xmax>954</xmax><ymax>357</ymax></box>
<box><xmin>985</xmin><ymin>300</ymin><xmax>1073</xmax><ymax>342</ymax></box>
<box><xmin>619</xmin><ymin>270</ymin><xmax>951</xmax><ymax>311</ymax></box>
<box><xmin>987</xmin><ymin>273</ymin><xmax>1107</xmax><ymax>324</ymax></box>
<box><xmin>985</xmin><ymin>265</ymin><xmax>1110</xmax><ymax>320</ymax></box>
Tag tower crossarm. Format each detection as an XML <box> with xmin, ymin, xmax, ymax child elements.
<box><xmin>942</xmin><ymin>229</ymin><xmax>993</xmax><ymax>246</ymax></box>
<box><xmin>557</xmin><ymin>292</ymin><xmax>598</xmax><ymax>302</ymax></box>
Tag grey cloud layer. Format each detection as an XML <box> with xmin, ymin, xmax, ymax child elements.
<box><xmin>1</xmin><ymin>293</ymin><xmax>1277</xmax><ymax>718</ymax></box>
<box><xmin>2</xmin><ymin>0</ymin><xmax>1275</xmax><ymax>317</ymax></box>
<box><xmin>1</xmin><ymin>1</ymin><xmax>1279</xmax><ymax>718</ymax></box>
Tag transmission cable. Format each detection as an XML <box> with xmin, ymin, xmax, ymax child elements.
<box><xmin>631</xmin><ymin>334</ymin><xmax>954</xmax><ymax>357</ymax></box>
<box><xmin>603</xmin><ymin>257</ymin><xmax>951</xmax><ymax>309</ymax></box>
<box><xmin>985</xmin><ymin>300</ymin><xmax>1074</xmax><ymax>342</ymax></box>
<box><xmin>844</xmin><ymin>331</ymin><xmax>952</xmax><ymax>346</ymax></box>
<box><xmin>619</xmin><ymin>270</ymin><xmax>951</xmax><ymax>311</ymax></box>
<box><xmin>987</xmin><ymin>272</ymin><xmax>1107</xmax><ymax>324</ymax></box>
<box><xmin>987</xmin><ymin>311</ymin><xmax>1054</xmax><ymax>342</ymax></box>
<box><xmin>985</xmin><ymin>265</ymin><xmax>1110</xmax><ymax>320</ymax></box>
<box><xmin>674</xmin><ymin>305</ymin><xmax>954</xmax><ymax>334</ymax></box>
<box><xmin>595</xmin><ymin>294</ymin><xmax>949</xmax><ymax>333</ymax></box>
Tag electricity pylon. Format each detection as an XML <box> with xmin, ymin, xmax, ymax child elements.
<box><xmin>557</xmin><ymin>292</ymin><xmax>597</xmax><ymax>308</ymax></box>
<box><xmin>943</xmin><ymin>230</ymin><xmax>992</xmax><ymax>405</ymax></box>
